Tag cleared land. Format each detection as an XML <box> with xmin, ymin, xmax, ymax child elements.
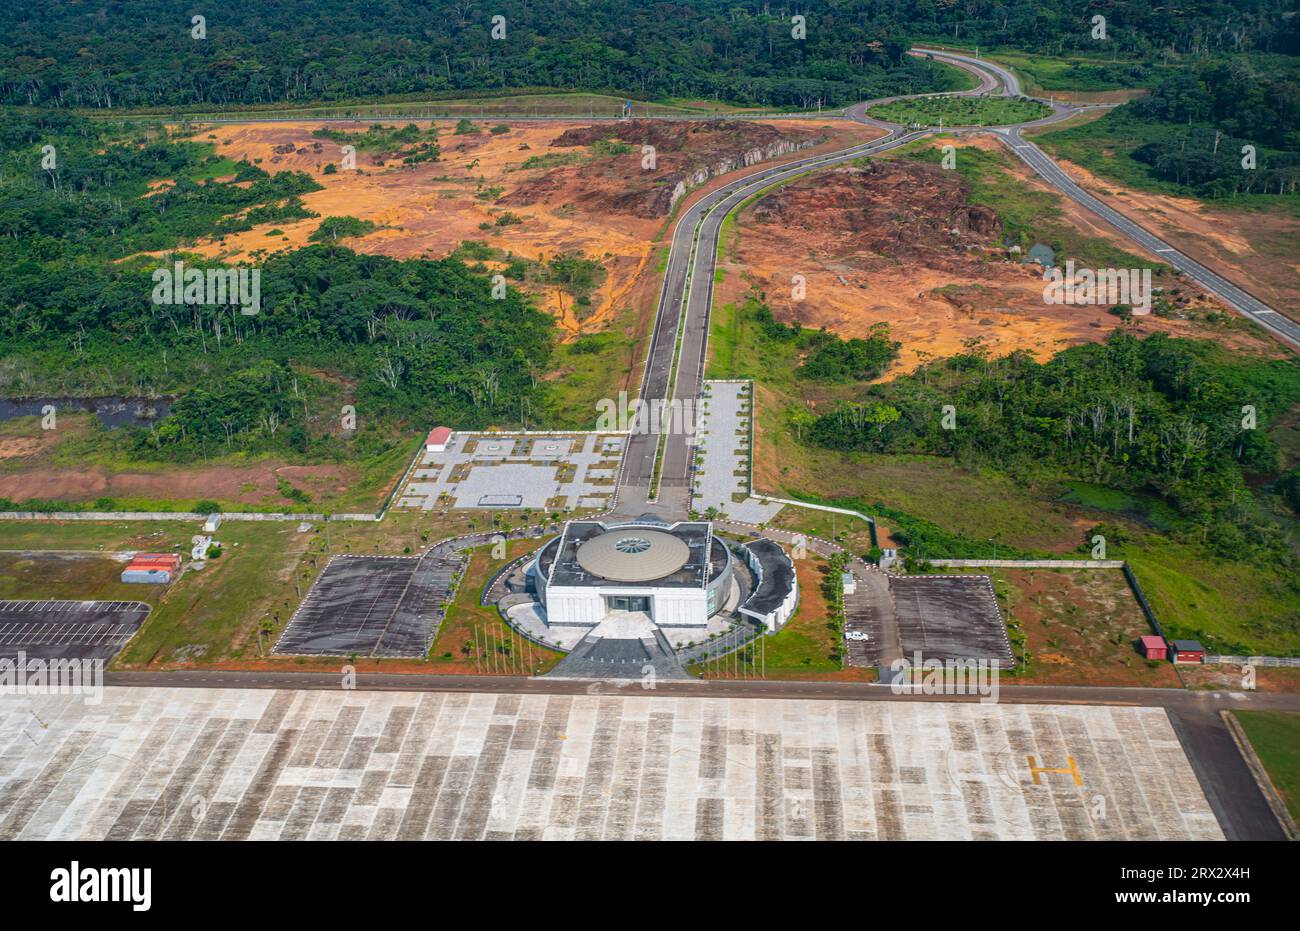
<box><xmin>0</xmin><ymin>512</ymin><xmax>540</xmax><ymax>671</ymax></box>
<box><xmin>714</xmin><ymin>138</ymin><xmax>1283</xmax><ymax>377</ymax></box>
<box><xmin>922</xmin><ymin>567</ymin><xmax>1183</xmax><ymax>688</ymax></box>
<box><xmin>1027</xmin><ymin>121</ymin><xmax>1300</xmax><ymax>324</ymax></box>
<box><xmin>182</xmin><ymin>117</ymin><xmax>863</xmax><ymax>343</ymax></box>
<box><xmin>0</xmin><ymin>412</ymin><xmax>412</xmax><ymax>514</ymax></box>
<box><xmin>0</xmin><ymin>687</ymin><xmax>1224</xmax><ymax>840</ymax></box>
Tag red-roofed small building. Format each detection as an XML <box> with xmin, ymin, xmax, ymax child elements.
<box><xmin>130</xmin><ymin>553</ymin><xmax>180</xmax><ymax>570</ymax></box>
<box><xmin>1139</xmin><ymin>635</ymin><xmax>1167</xmax><ymax>661</ymax></box>
<box><xmin>425</xmin><ymin>426</ymin><xmax>453</xmax><ymax>452</ymax></box>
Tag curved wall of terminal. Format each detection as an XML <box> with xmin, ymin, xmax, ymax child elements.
<box><xmin>530</xmin><ymin>525</ymin><xmax>733</xmax><ymax>619</ymax></box>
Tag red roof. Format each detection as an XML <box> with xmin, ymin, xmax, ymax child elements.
<box><xmin>130</xmin><ymin>554</ymin><xmax>180</xmax><ymax>569</ymax></box>
<box><xmin>1140</xmin><ymin>636</ymin><xmax>1165</xmax><ymax>649</ymax></box>
<box><xmin>425</xmin><ymin>426</ymin><xmax>453</xmax><ymax>445</ymax></box>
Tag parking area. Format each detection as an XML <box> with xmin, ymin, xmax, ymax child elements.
<box><xmin>273</xmin><ymin>547</ymin><xmax>468</xmax><ymax>658</ymax></box>
<box><xmin>843</xmin><ymin>594</ymin><xmax>880</xmax><ymax>666</ymax></box>
<box><xmin>693</xmin><ymin>382</ymin><xmax>782</xmax><ymax>524</ymax></box>
<box><xmin>890</xmin><ymin>575</ymin><xmax>1014</xmax><ymax>667</ymax></box>
<box><xmin>0</xmin><ymin>600</ymin><xmax>150</xmax><ymax>662</ymax></box>
<box><xmin>396</xmin><ymin>433</ymin><xmax>624</xmax><ymax>510</ymax></box>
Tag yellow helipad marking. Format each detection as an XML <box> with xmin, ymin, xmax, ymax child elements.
<box><xmin>1027</xmin><ymin>755</ymin><xmax>1082</xmax><ymax>787</ymax></box>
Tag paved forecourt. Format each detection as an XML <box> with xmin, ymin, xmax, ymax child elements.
<box><xmin>0</xmin><ymin>687</ymin><xmax>1222</xmax><ymax>840</ymax></box>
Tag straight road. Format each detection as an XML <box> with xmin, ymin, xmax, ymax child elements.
<box><xmin>615</xmin><ymin>49</ymin><xmax>997</xmax><ymax>516</ymax></box>
<box><xmin>613</xmin><ymin>126</ymin><xmax>928</xmax><ymax>515</ymax></box>
<box><xmin>995</xmin><ymin>124</ymin><xmax>1300</xmax><ymax>348</ymax></box>
<box><xmin>914</xmin><ymin>48</ymin><xmax>1300</xmax><ymax>348</ymax></box>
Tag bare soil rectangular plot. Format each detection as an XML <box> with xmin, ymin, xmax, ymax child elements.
<box><xmin>0</xmin><ymin>599</ymin><xmax>149</xmax><ymax>662</ymax></box>
<box><xmin>890</xmin><ymin>576</ymin><xmax>1013</xmax><ymax>667</ymax></box>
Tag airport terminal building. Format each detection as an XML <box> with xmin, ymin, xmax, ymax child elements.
<box><xmin>532</xmin><ymin>520</ymin><xmax>734</xmax><ymax>628</ymax></box>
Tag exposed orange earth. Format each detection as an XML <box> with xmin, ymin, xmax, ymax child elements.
<box><xmin>178</xmin><ymin>117</ymin><xmax>878</xmax><ymax>340</ymax></box>
<box><xmin>1044</xmin><ymin>157</ymin><xmax>1300</xmax><ymax>324</ymax></box>
<box><xmin>0</xmin><ymin>460</ymin><xmax>361</xmax><ymax>508</ymax></box>
<box><xmin>716</xmin><ymin>136</ymin><xmax>1284</xmax><ymax>374</ymax></box>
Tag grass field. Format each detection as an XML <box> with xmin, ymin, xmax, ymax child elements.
<box><xmin>691</xmin><ymin>555</ymin><xmax>874</xmax><ymax>681</ymax></box>
<box><xmin>430</xmin><ymin>539</ymin><xmax>563</xmax><ymax>675</ymax></box>
<box><xmin>1125</xmin><ymin>538</ymin><xmax>1300</xmax><ymax>657</ymax></box>
<box><xmin>867</xmin><ymin>95</ymin><xmax>1050</xmax><ymax>127</ymax></box>
<box><xmin>0</xmin><ymin>509</ymin><xmax>546</xmax><ymax>667</ymax></box>
<box><xmin>0</xmin><ymin>408</ymin><xmax>419</xmax><ymax>515</ymax></box>
<box><xmin>1231</xmin><ymin>710</ymin><xmax>1300</xmax><ymax>822</ymax></box>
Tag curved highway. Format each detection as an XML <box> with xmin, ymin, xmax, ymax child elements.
<box><xmin>616</xmin><ymin>46</ymin><xmax>1298</xmax><ymax>517</ymax></box>
<box><xmin>616</xmin><ymin>49</ymin><xmax>1010</xmax><ymax>514</ymax></box>
<box><xmin>917</xmin><ymin>49</ymin><xmax>1300</xmax><ymax>348</ymax></box>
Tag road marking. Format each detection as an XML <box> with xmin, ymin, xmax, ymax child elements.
<box><xmin>1028</xmin><ymin>755</ymin><xmax>1083</xmax><ymax>786</ymax></box>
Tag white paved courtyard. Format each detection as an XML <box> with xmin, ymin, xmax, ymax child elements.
<box><xmin>398</xmin><ymin>433</ymin><xmax>623</xmax><ymax>510</ymax></box>
<box><xmin>0</xmin><ymin>688</ymin><xmax>1222</xmax><ymax>840</ymax></box>
<box><xmin>693</xmin><ymin>382</ymin><xmax>782</xmax><ymax>524</ymax></box>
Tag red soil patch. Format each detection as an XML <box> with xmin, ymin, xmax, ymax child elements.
<box><xmin>0</xmin><ymin>461</ymin><xmax>363</xmax><ymax>507</ymax></box>
<box><xmin>1004</xmin><ymin>568</ymin><xmax>1181</xmax><ymax>688</ymax></box>
<box><xmin>508</xmin><ymin>119</ymin><xmax>826</xmax><ymax>217</ymax></box>
<box><xmin>720</xmin><ymin>146</ymin><xmax>1282</xmax><ymax>374</ymax></box>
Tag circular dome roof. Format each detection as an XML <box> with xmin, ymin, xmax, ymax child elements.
<box><xmin>575</xmin><ymin>528</ymin><xmax>691</xmax><ymax>582</ymax></box>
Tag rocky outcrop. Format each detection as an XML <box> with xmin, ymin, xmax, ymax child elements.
<box><xmin>507</xmin><ymin>120</ymin><xmax>825</xmax><ymax>218</ymax></box>
<box><xmin>748</xmin><ymin>160</ymin><xmax>1005</xmax><ymax>272</ymax></box>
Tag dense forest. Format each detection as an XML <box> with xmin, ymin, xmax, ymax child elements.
<box><xmin>1116</xmin><ymin>59</ymin><xmax>1299</xmax><ymax>195</ymax></box>
<box><xmin>806</xmin><ymin>329</ymin><xmax>1300</xmax><ymax>564</ymax></box>
<box><xmin>0</xmin><ymin>111</ymin><xmax>554</xmax><ymax>463</ymax></box>
<box><xmin>4</xmin><ymin>1</ymin><xmax>1297</xmax><ymax>110</ymax></box>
